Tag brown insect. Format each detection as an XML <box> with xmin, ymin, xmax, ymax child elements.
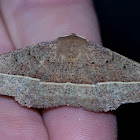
<box><xmin>0</xmin><ymin>34</ymin><xmax>140</xmax><ymax>112</ymax></box>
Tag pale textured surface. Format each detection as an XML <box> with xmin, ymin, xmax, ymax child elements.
<box><xmin>0</xmin><ymin>34</ymin><xmax>140</xmax><ymax>112</ymax></box>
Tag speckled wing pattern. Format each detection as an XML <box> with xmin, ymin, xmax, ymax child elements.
<box><xmin>0</xmin><ymin>34</ymin><xmax>140</xmax><ymax>112</ymax></box>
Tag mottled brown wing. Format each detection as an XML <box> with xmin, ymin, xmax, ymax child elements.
<box><xmin>0</xmin><ymin>40</ymin><xmax>59</xmax><ymax>81</ymax></box>
<box><xmin>0</xmin><ymin>35</ymin><xmax>95</xmax><ymax>84</ymax></box>
<box><xmin>82</xmin><ymin>42</ymin><xmax>140</xmax><ymax>84</ymax></box>
<box><xmin>0</xmin><ymin>34</ymin><xmax>140</xmax><ymax>85</ymax></box>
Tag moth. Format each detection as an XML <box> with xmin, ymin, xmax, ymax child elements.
<box><xmin>0</xmin><ymin>34</ymin><xmax>140</xmax><ymax>112</ymax></box>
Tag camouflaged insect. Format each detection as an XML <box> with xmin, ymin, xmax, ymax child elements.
<box><xmin>0</xmin><ymin>34</ymin><xmax>140</xmax><ymax>112</ymax></box>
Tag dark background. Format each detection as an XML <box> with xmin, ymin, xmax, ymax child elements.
<box><xmin>93</xmin><ymin>0</ymin><xmax>140</xmax><ymax>140</ymax></box>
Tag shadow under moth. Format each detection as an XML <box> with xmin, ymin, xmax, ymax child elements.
<box><xmin>0</xmin><ymin>34</ymin><xmax>140</xmax><ymax>112</ymax></box>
